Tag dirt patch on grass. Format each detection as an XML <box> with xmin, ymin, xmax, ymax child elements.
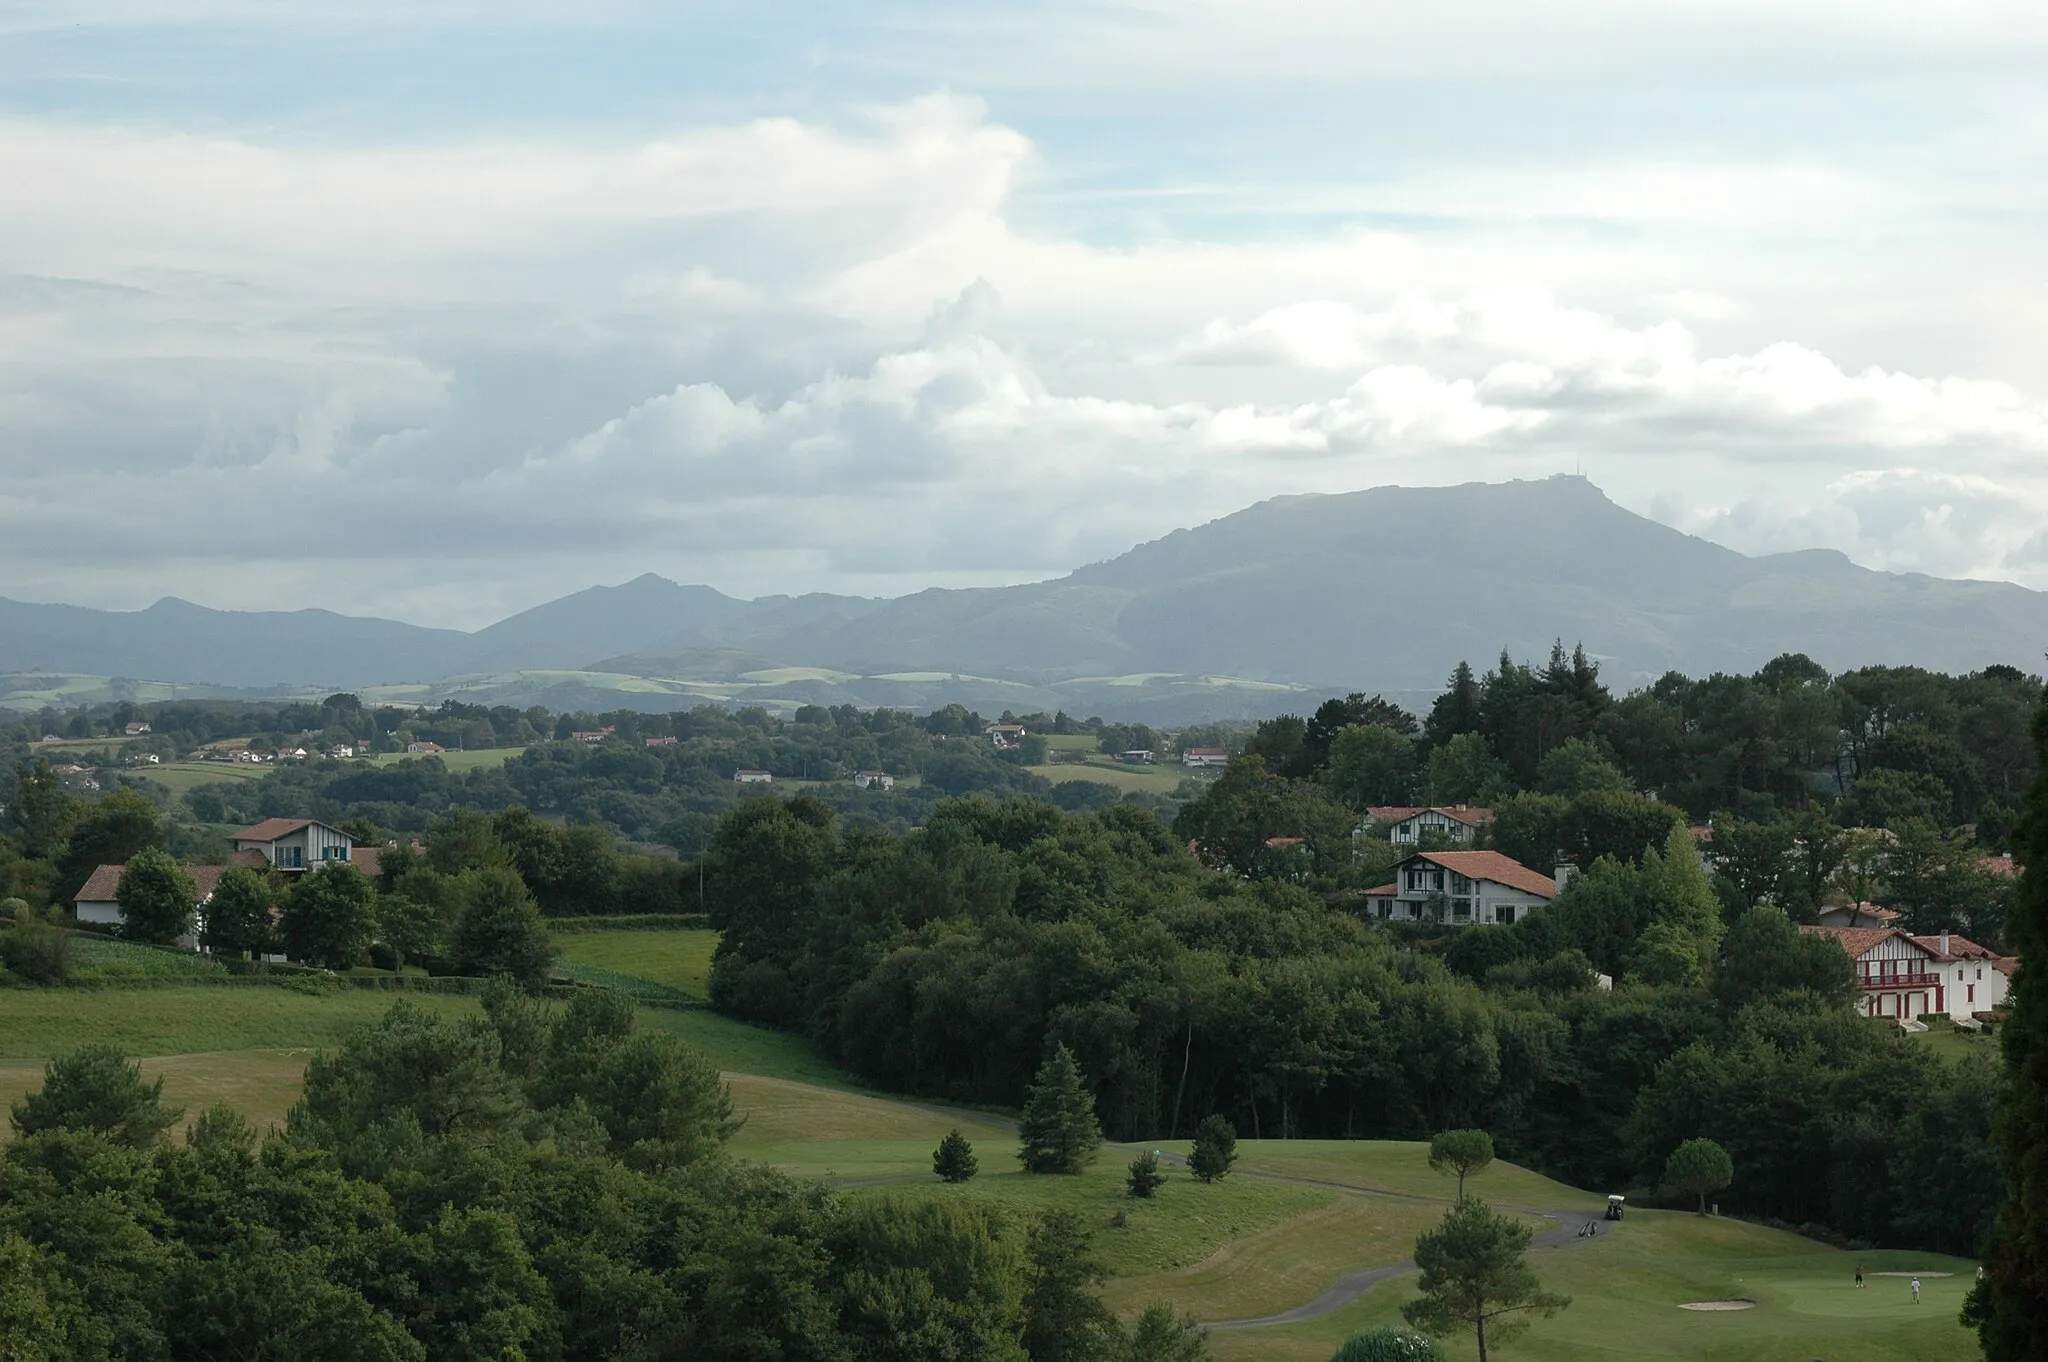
<box><xmin>1678</xmin><ymin>1299</ymin><xmax>1756</xmax><ymax>1311</ymax></box>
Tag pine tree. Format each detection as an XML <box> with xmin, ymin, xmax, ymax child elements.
<box><xmin>1127</xmin><ymin>1149</ymin><xmax>1164</xmax><ymax>1198</ymax></box>
<box><xmin>1189</xmin><ymin>1114</ymin><xmax>1237</xmax><ymax>1183</ymax></box>
<box><xmin>934</xmin><ymin>1128</ymin><xmax>979</xmax><ymax>1183</ymax></box>
<box><xmin>1018</xmin><ymin>1044</ymin><xmax>1101</xmax><ymax>1174</ymax></box>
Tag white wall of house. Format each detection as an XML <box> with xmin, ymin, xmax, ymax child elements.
<box><xmin>1851</xmin><ymin>935</ymin><xmax>1944</xmax><ymax>1021</ymax></box>
<box><xmin>75</xmin><ymin>898</ymin><xmax>122</xmax><ymax>927</ymax></box>
<box><xmin>1367</xmin><ymin>866</ymin><xmax>1551</xmax><ymax>926</ymax></box>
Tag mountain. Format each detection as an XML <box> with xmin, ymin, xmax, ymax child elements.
<box><xmin>7</xmin><ymin>477</ymin><xmax>2047</xmax><ymax>715</ymax></box>
<box><xmin>0</xmin><ymin>595</ymin><xmax>472</xmax><ymax>689</ymax></box>
<box><xmin>454</xmin><ymin>575</ymin><xmax>755</xmax><ymax>672</ymax></box>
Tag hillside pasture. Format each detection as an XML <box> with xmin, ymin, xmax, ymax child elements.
<box><xmin>370</xmin><ymin>746</ymin><xmax>528</xmax><ymax>772</ymax></box>
<box><xmin>556</xmin><ymin>927</ymin><xmax>717</xmax><ymax>1000</ymax></box>
<box><xmin>145</xmin><ymin>761</ymin><xmax>271</xmax><ymax>797</ymax></box>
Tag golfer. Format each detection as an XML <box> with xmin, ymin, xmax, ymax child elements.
<box><xmin>1911</xmin><ymin>1276</ymin><xmax>1922</xmax><ymax>1304</ymax></box>
<box><xmin>1854</xmin><ymin>1263</ymin><xmax>1864</xmax><ymax>1289</ymax></box>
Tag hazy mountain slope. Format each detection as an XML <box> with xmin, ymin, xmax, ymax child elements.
<box><xmin>10</xmin><ymin>477</ymin><xmax>2047</xmax><ymax>708</ymax></box>
<box><xmin>456</xmin><ymin>574</ymin><xmax>752</xmax><ymax>671</ymax></box>
<box><xmin>0</xmin><ymin>595</ymin><xmax>470</xmax><ymax>688</ymax></box>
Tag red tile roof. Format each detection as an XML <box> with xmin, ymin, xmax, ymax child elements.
<box><xmin>349</xmin><ymin>845</ymin><xmax>383</xmax><ymax>880</ymax></box>
<box><xmin>230</xmin><ymin>817</ymin><xmax>318</xmax><ymax>843</ymax></box>
<box><xmin>1367</xmin><ymin>805</ymin><xmax>1495</xmax><ymax>827</ymax></box>
<box><xmin>1362</xmin><ymin>883</ymin><xmax>1397</xmax><ymax>897</ymax></box>
<box><xmin>1799</xmin><ymin>925</ymin><xmax>1941</xmax><ymax>964</ymax></box>
<box><xmin>74</xmin><ymin>862</ymin><xmax>233</xmax><ymax>906</ymax></box>
<box><xmin>1984</xmin><ymin>854</ymin><xmax>2018</xmax><ymax>879</ymax></box>
<box><xmin>1412</xmin><ymin>850</ymin><xmax>1558</xmax><ymax>899</ymax></box>
<box><xmin>1911</xmin><ymin>932</ymin><xmax>2001</xmax><ymax>963</ymax></box>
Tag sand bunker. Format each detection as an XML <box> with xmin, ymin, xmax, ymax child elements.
<box><xmin>1678</xmin><ymin>1300</ymin><xmax>1756</xmax><ymax>1311</ymax></box>
<box><xmin>1873</xmin><ymin>1271</ymin><xmax>1954</xmax><ymax>1278</ymax></box>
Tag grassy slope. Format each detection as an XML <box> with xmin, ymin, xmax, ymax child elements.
<box><xmin>370</xmin><ymin>747</ymin><xmax>528</xmax><ymax>772</ymax></box>
<box><xmin>1029</xmin><ymin>760</ymin><xmax>1186</xmax><ymax>796</ymax></box>
<box><xmin>1225</xmin><ymin>1212</ymin><xmax>1980</xmax><ymax>1362</ymax></box>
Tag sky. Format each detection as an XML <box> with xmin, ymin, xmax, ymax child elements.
<box><xmin>3</xmin><ymin>0</ymin><xmax>2047</xmax><ymax>629</ymax></box>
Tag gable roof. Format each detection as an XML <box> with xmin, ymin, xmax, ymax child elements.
<box><xmin>1410</xmin><ymin>850</ymin><xmax>1557</xmax><ymax>899</ymax></box>
<box><xmin>1798</xmin><ymin>924</ymin><xmax>1941</xmax><ymax>963</ymax></box>
<box><xmin>1368</xmin><ymin>805</ymin><xmax>1495</xmax><ymax>827</ymax></box>
<box><xmin>230</xmin><ymin>817</ymin><xmax>319</xmax><ymax>843</ymax></box>
<box><xmin>75</xmin><ymin>862</ymin><xmax>233</xmax><ymax>906</ymax></box>
<box><xmin>1912</xmin><ymin>932</ymin><xmax>2002</xmax><ymax>963</ymax></box>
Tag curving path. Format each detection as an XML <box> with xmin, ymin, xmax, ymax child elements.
<box><xmin>1204</xmin><ymin>1204</ymin><xmax>1609</xmax><ymax>1329</ymax></box>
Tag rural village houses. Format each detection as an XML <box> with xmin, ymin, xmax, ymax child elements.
<box><xmin>1361</xmin><ymin>804</ymin><xmax>1494</xmax><ymax>845</ymax></box>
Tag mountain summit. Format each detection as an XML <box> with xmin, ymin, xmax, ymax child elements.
<box><xmin>3</xmin><ymin>477</ymin><xmax>2043</xmax><ymax>713</ymax></box>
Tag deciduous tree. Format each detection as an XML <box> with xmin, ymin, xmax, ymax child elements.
<box><xmin>280</xmin><ymin>862</ymin><xmax>377</xmax><ymax>970</ymax></box>
<box><xmin>115</xmin><ymin>847</ymin><xmax>197</xmax><ymax>945</ymax></box>
<box><xmin>1662</xmin><ymin>1137</ymin><xmax>1733</xmax><ymax>1214</ymax></box>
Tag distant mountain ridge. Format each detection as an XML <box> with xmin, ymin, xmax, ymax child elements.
<box><xmin>6</xmin><ymin>477</ymin><xmax>2045</xmax><ymax>718</ymax></box>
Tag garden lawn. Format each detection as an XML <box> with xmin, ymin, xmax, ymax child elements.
<box><xmin>1208</xmin><ymin>1209</ymin><xmax>1980</xmax><ymax>1362</ymax></box>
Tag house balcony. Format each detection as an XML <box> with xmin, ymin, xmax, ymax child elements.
<box><xmin>1862</xmin><ymin>973</ymin><xmax>1938</xmax><ymax>990</ymax></box>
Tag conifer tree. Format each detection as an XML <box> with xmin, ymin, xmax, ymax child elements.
<box><xmin>1189</xmin><ymin>1114</ymin><xmax>1237</xmax><ymax>1183</ymax></box>
<box><xmin>934</xmin><ymin>1128</ymin><xmax>979</xmax><ymax>1183</ymax></box>
<box><xmin>1127</xmin><ymin>1149</ymin><xmax>1164</xmax><ymax>1198</ymax></box>
<box><xmin>1018</xmin><ymin>1044</ymin><xmax>1101</xmax><ymax>1174</ymax></box>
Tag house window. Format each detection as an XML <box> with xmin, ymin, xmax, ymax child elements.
<box><xmin>1499</xmin><ymin>905</ymin><xmax>1516</xmax><ymax>925</ymax></box>
<box><xmin>1968</xmin><ymin>985</ymin><xmax>1975</xmax><ymax>1003</ymax></box>
<box><xmin>1452</xmin><ymin>898</ymin><xmax>1472</xmax><ymax>919</ymax></box>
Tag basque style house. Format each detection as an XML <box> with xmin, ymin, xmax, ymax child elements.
<box><xmin>1363</xmin><ymin>850</ymin><xmax>1566</xmax><ymax>926</ymax></box>
<box><xmin>231</xmin><ymin>818</ymin><xmax>358</xmax><ymax>871</ymax></box>
<box><xmin>854</xmin><ymin>770</ymin><xmax>896</xmax><ymax>790</ymax></box>
<box><xmin>1798</xmin><ymin>925</ymin><xmax>2014</xmax><ymax>1024</ymax></box>
<box><xmin>1362</xmin><ymin>805</ymin><xmax>1495</xmax><ymax>845</ymax></box>
<box><xmin>1181</xmin><ymin>747</ymin><xmax>1230</xmax><ymax>768</ymax></box>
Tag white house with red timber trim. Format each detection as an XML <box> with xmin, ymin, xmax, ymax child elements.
<box><xmin>1361</xmin><ymin>805</ymin><xmax>1494</xmax><ymax>846</ymax></box>
<box><xmin>1799</xmin><ymin>926</ymin><xmax>2015</xmax><ymax>1023</ymax></box>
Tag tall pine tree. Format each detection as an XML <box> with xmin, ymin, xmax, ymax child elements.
<box><xmin>1018</xmin><ymin>1044</ymin><xmax>1101</xmax><ymax>1174</ymax></box>
<box><xmin>1969</xmin><ymin>696</ymin><xmax>2048</xmax><ymax>1356</ymax></box>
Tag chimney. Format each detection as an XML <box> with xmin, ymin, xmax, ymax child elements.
<box><xmin>1940</xmin><ymin>930</ymin><xmax>1950</xmax><ymax>957</ymax></box>
<box><xmin>1554</xmin><ymin>861</ymin><xmax>1579</xmax><ymax>894</ymax></box>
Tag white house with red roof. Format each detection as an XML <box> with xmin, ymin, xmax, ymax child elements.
<box><xmin>74</xmin><ymin>863</ymin><xmax>233</xmax><ymax>945</ymax></box>
<box><xmin>1798</xmin><ymin>925</ymin><xmax>2014</xmax><ymax>1023</ymax></box>
<box><xmin>1180</xmin><ymin>747</ymin><xmax>1230</xmax><ymax>768</ymax></box>
<box><xmin>1363</xmin><ymin>805</ymin><xmax>1494</xmax><ymax>846</ymax></box>
<box><xmin>230</xmin><ymin>817</ymin><xmax>357</xmax><ymax>871</ymax></box>
<box><xmin>1363</xmin><ymin>850</ymin><xmax>1565</xmax><ymax>926</ymax></box>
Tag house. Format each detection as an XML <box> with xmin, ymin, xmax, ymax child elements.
<box><xmin>572</xmin><ymin>731</ymin><xmax>606</xmax><ymax>743</ymax></box>
<box><xmin>1815</xmin><ymin>902</ymin><xmax>1901</xmax><ymax>929</ymax></box>
<box><xmin>124</xmin><ymin>721</ymin><xmax>152</xmax><ymax>736</ymax></box>
<box><xmin>406</xmin><ymin>741</ymin><xmax>445</xmax><ymax>755</ymax></box>
<box><xmin>327</xmin><ymin>744</ymin><xmax>356</xmax><ymax>759</ymax></box>
<box><xmin>645</xmin><ymin>736</ymin><xmax>677</xmax><ymax>747</ymax></box>
<box><xmin>1181</xmin><ymin>747</ymin><xmax>1230</xmax><ymax>768</ymax></box>
<box><xmin>854</xmin><ymin>771</ymin><xmax>896</xmax><ymax>791</ymax></box>
<box><xmin>229</xmin><ymin>818</ymin><xmax>356</xmax><ymax>872</ymax></box>
<box><xmin>733</xmin><ymin>769</ymin><xmax>774</xmax><ymax>784</ymax></box>
<box><xmin>985</xmin><ymin>723</ymin><xmax>1027</xmax><ymax>750</ymax></box>
<box><xmin>1362</xmin><ymin>805</ymin><xmax>1494</xmax><ymax>846</ymax></box>
<box><xmin>74</xmin><ymin>862</ymin><xmax>229</xmax><ymax>949</ymax></box>
<box><xmin>1362</xmin><ymin>850</ymin><xmax>1565</xmax><ymax>926</ymax></box>
<box><xmin>1119</xmin><ymin>750</ymin><xmax>1157</xmax><ymax>765</ymax></box>
<box><xmin>127</xmin><ymin>753</ymin><xmax>161</xmax><ymax>766</ymax></box>
<box><xmin>1798</xmin><ymin>926</ymin><xmax>2014</xmax><ymax>1024</ymax></box>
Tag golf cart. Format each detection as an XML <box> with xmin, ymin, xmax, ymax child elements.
<box><xmin>1603</xmin><ymin>1195</ymin><xmax>1625</xmax><ymax>1222</ymax></box>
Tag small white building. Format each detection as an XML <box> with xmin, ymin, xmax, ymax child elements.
<box><xmin>854</xmin><ymin>770</ymin><xmax>895</xmax><ymax>791</ymax></box>
<box><xmin>733</xmin><ymin>769</ymin><xmax>775</xmax><ymax>785</ymax></box>
<box><xmin>406</xmin><ymin>741</ymin><xmax>445</xmax><ymax>755</ymax></box>
<box><xmin>74</xmin><ymin>862</ymin><xmax>229</xmax><ymax>949</ymax></box>
<box><xmin>230</xmin><ymin>818</ymin><xmax>356</xmax><ymax>872</ymax></box>
<box><xmin>985</xmin><ymin>723</ymin><xmax>1027</xmax><ymax>750</ymax></box>
<box><xmin>1362</xmin><ymin>805</ymin><xmax>1494</xmax><ymax>846</ymax></box>
<box><xmin>1181</xmin><ymin>747</ymin><xmax>1230</xmax><ymax>768</ymax></box>
<box><xmin>124</xmin><ymin>721</ymin><xmax>152</xmax><ymax>736</ymax></box>
<box><xmin>1815</xmin><ymin>902</ymin><xmax>1901</xmax><ymax>929</ymax></box>
<box><xmin>1362</xmin><ymin>850</ymin><xmax>1564</xmax><ymax>926</ymax></box>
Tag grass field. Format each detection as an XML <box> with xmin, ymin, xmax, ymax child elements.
<box><xmin>1222</xmin><ymin>1212</ymin><xmax>1980</xmax><ymax>1362</ymax></box>
<box><xmin>143</xmin><ymin>761</ymin><xmax>272</xmax><ymax>797</ymax></box>
<box><xmin>557</xmin><ymin>927</ymin><xmax>717</xmax><ymax>999</ymax></box>
<box><xmin>1029</xmin><ymin>759</ymin><xmax>1187</xmax><ymax>796</ymax></box>
<box><xmin>371</xmin><ymin>747</ymin><xmax>528</xmax><ymax>772</ymax></box>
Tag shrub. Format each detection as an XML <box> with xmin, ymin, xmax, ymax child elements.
<box><xmin>1127</xmin><ymin>1149</ymin><xmax>1164</xmax><ymax>1198</ymax></box>
<box><xmin>1331</xmin><ymin>1325</ymin><xmax>1447</xmax><ymax>1362</ymax></box>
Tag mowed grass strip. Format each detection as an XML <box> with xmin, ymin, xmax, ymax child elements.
<box><xmin>556</xmin><ymin>928</ymin><xmax>717</xmax><ymax>999</ymax></box>
<box><xmin>1233</xmin><ymin>1139</ymin><xmax>1606</xmax><ymax>1212</ymax></box>
<box><xmin>0</xmin><ymin>985</ymin><xmax>481</xmax><ymax>1061</ymax></box>
<box><xmin>0</xmin><ymin>1049</ymin><xmax>313</xmax><ymax>1142</ymax></box>
<box><xmin>1208</xmin><ymin>1210</ymin><xmax>1981</xmax><ymax>1362</ymax></box>
<box><xmin>725</xmin><ymin>1073</ymin><xmax>1014</xmax><ymax>1180</ymax></box>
